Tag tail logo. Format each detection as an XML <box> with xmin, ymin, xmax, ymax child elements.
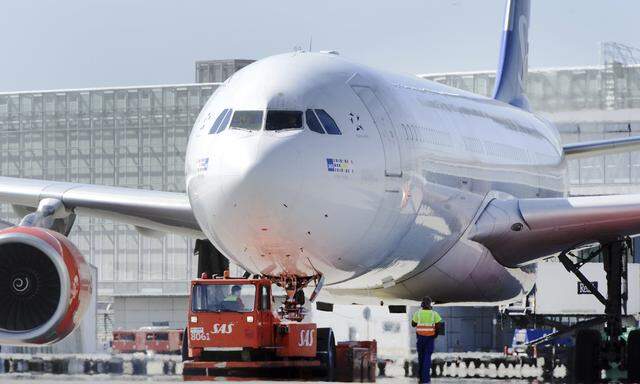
<box><xmin>517</xmin><ymin>14</ymin><xmax>529</xmax><ymax>89</ymax></box>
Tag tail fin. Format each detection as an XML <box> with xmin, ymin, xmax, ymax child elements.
<box><xmin>492</xmin><ymin>0</ymin><xmax>531</xmax><ymax>110</ymax></box>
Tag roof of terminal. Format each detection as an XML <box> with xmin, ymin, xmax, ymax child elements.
<box><xmin>0</xmin><ymin>82</ymin><xmax>223</xmax><ymax>96</ymax></box>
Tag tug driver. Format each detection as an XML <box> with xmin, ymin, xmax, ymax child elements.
<box><xmin>222</xmin><ymin>285</ymin><xmax>244</xmax><ymax>311</ymax></box>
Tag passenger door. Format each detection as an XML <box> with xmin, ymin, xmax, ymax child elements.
<box><xmin>348</xmin><ymin>75</ymin><xmax>403</xmax><ymax>177</ymax></box>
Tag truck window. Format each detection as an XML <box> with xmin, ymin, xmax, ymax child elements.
<box><xmin>114</xmin><ymin>333</ymin><xmax>135</xmax><ymax>341</ymax></box>
<box><xmin>260</xmin><ymin>285</ymin><xmax>270</xmax><ymax>310</ymax></box>
<box><xmin>192</xmin><ymin>283</ymin><xmax>256</xmax><ymax>313</ymax></box>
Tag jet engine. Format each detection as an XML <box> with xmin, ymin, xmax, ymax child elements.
<box><xmin>0</xmin><ymin>226</ymin><xmax>92</xmax><ymax>345</ymax></box>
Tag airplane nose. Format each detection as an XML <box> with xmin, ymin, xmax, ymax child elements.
<box><xmin>205</xmin><ymin>130</ymin><xmax>384</xmax><ymax>280</ymax></box>
<box><xmin>219</xmin><ymin>134</ymin><xmax>304</xmax><ymax>210</ymax></box>
<box><xmin>209</xmin><ymin>134</ymin><xmax>306</xmax><ymax>259</ymax></box>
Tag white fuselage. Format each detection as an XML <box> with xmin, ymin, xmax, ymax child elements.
<box><xmin>185</xmin><ymin>52</ymin><xmax>567</xmax><ymax>304</ymax></box>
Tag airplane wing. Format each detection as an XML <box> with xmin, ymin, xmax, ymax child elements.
<box><xmin>563</xmin><ymin>135</ymin><xmax>640</xmax><ymax>159</ymax></box>
<box><xmin>0</xmin><ymin>176</ymin><xmax>204</xmax><ymax>238</ymax></box>
<box><xmin>470</xmin><ymin>194</ymin><xmax>640</xmax><ymax>268</ymax></box>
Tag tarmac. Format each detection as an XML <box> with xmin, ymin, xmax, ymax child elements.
<box><xmin>0</xmin><ymin>355</ymin><xmax>543</xmax><ymax>383</ymax></box>
<box><xmin>0</xmin><ymin>359</ymin><xmax>538</xmax><ymax>383</ymax></box>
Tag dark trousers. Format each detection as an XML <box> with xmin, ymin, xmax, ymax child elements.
<box><xmin>416</xmin><ymin>335</ymin><xmax>435</xmax><ymax>383</ymax></box>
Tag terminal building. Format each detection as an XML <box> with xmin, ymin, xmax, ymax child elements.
<box><xmin>1</xmin><ymin>48</ymin><xmax>640</xmax><ymax>353</ymax></box>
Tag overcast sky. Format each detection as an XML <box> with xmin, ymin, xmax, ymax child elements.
<box><xmin>1</xmin><ymin>0</ymin><xmax>638</xmax><ymax>92</ymax></box>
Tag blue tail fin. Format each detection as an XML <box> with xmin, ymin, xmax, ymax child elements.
<box><xmin>492</xmin><ymin>0</ymin><xmax>531</xmax><ymax>110</ymax></box>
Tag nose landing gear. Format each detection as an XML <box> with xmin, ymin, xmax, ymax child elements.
<box><xmin>266</xmin><ymin>273</ymin><xmax>323</xmax><ymax>322</ymax></box>
<box><xmin>192</xmin><ymin>240</ymin><xmax>325</xmax><ymax>322</ymax></box>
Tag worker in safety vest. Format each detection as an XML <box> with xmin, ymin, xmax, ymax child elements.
<box><xmin>411</xmin><ymin>296</ymin><xmax>443</xmax><ymax>384</ymax></box>
<box><xmin>222</xmin><ymin>285</ymin><xmax>244</xmax><ymax>311</ymax></box>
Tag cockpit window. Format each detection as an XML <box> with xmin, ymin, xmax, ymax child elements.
<box><xmin>209</xmin><ymin>109</ymin><xmax>232</xmax><ymax>134</ymax></box>
<box><xmin>217</xmin><ymin>109</ymin><xmax>233</xmax><ymax>133</ymax></box>
<box><xmin>305</xmin><ymin>109</ymin><xmax>325</xmax><ymax>134</ymax></box>
<box><xmin>230</xmin><ymin>110</ymin><xmax>263</xmax><ymax>131</ymax></box>
<box><xmin>315</xmin><ymin>109</ymin><xmax>342</xmax><ymax>135</ymax></box>
<box><xmin>266</xmin><ymin>111</ymin><xmax>303</xmax><ymax>131</ymax></box>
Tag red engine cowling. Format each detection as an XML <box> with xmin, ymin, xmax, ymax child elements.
<box><xmin>0</xmin><ymin>226</ymin><xmax>92</xmax><ymax>345</ymax></box>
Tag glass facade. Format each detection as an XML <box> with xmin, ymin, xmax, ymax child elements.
<box><xmin>195</xmin><ymin>59</ymin><xmax>255</xmax><ymax>83</ymax></box>
<box><xmin>420</xmin><ymin>65</ymin><xmax>640</xmax><ymax>112</ymax></box>
<box><xmin>0</xmin><ymin>84</ymin><xmax>219</xmax><ymax>295</ymax></box>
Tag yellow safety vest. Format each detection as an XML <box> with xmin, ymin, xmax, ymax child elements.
<box><xmin>224</xmin><ymin>294</ymin><xmax>239</xmax><ymax>302</ymax></box>
<box><xmin>412</xmin><ymin>309</ymin><xmax>442</xmax><ymax>337</ymax></box>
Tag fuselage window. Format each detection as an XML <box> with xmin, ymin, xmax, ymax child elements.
<box><xmin>305</xmin><ymin>109</ymin><xmax>325</xmax><ymax>134</ymax></box>
<box><xmin>315</xmin><ymin>109</ymin><xmax>342</xmax><ymax>135</ymax></box>
<box><xmin>209</xmin><ymin>109</ymin><xmax>231</xmax><ymax>134</ymax></box>
<box><xmin>230</xmin><ymin>110</ymin><xmax>263</xmax><ymax>131</ymax></box>
<box><xmin>265</xmin><ymin>111</ymin><xmax>303</xmax><ymax>131</ymax></box>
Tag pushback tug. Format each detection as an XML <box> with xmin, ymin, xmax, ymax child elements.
<box><xmin>181</xmin><ymin>271</ymin><xmax>377</xmax><ymax>381</ymax></box>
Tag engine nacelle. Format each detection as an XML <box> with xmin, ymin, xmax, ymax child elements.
<box><xmin>0</xmin><ymin>226</ymin><xmax>92</xmax><ymax>345</ymax></box>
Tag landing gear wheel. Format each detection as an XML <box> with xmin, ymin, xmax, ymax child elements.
<box><xmin>316</xmin><ymin>328</ymin><xmax>336</xmax><ymax>381</ymax></box>
<box><xmin>573</xmin><ymin>329</ymin><xmax>601</xmax><ymax>384</ymax></box>
<box><xmin>181</xmin><ymin>327</ymin><xmax>189</xmax><ymax>362</ymax></box>
<box><xmin>294</xmin><ymin>289</ymin><xmax>306</xmax><ymax>306</ymax></box>
<box><xmin>627</xmin><ymin>330</ymin><xmax>640</xmax><ymax>381</ymax></box>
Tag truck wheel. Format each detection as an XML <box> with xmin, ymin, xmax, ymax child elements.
<box><xmin>316</xmin><ymin>328</ymin><xmax>336</xmax><ymax>381</ymax></box>
<box><xmin>627</xmin><ymin>330</ymin><xmax>640</xmax><ymax>381</ymax></box>
<box><xmin>181</xmin><ymin>327</ymin><xmax>189</xmax><ymax>362</ymax></box>
<box><xmin>573</xmin><ymin>329</ymin><xmax>600</xmax><ymax>384</ymax></box>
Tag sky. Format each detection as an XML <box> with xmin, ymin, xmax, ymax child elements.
<box><xmin>0</xmin><ymin>0</ymin><xmax>638</xmax><ymax>92</ymax></box>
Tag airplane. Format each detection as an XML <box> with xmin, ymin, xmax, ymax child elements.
<box><xmin>0</xmin><ymin>0</ymin><xmax>640</xmax><ymax>350</ymax></box>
